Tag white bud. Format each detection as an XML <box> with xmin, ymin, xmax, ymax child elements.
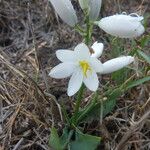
<box><xmin>89</xmin><ymin>0</ymin><xmax>102</xmax><ymax>21</ymax></box>
<box><xmin>50</xmin><ymin>0</ymin><xmax>78</xmax><ymax>27</ymax></box>
<box><xmin>79</xmin><ymin>0</ymin><xmax>102</xmax><ymax>21</ymax></box>
<box><xmin>79</xmin><ymin>0</ymin><xmax>89</xmax><ymax>9</ymax></box>
<box><xmin>101</xmin><ymin>56</ymin><xmax>134</xmax><ymax>74</ymax></box>
<box><xmin>97</xmin><ymin>13</ymin><xmax>145</xmax><ymax>38</ymax></box>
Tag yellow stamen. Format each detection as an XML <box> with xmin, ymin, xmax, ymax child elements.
<box><xmin>79</xmin><ymin>60</ymin><xmax>91</xmax><ymax>77</ymax></box>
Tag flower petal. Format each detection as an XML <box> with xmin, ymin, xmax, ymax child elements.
<box><xmin>89</xmin><ymin>57</ymin><xmax>103</xmax><ymax>73</ymax></box>
<box><xmin>134</xmin><ymin>24</ymin><xmax>145</xmax><ymax>37</ymax></box>
<box><xmin>89</xmin><ymin>0</ymin><xmax>102</xmax><ymax>21</ymax></box>
<box><xmin>49</xmin><ymin>62</ymin><xmax>76</xmax><ymax>78</ymax></box>
<box><xmin>98</xmin><ymin>14</ymin><xmax>145</xmax><ymax>38</ymax></box>
<box><xmin>83</xmin><ymin>71</ymin><xmax>99</xmax><ymax>91</ymax></box>
<box><xmin>101</xmin><ymin>56</ymin><xmax>134</xmax><ymax>74</ymax></box>
<box><xmin>79</xmin><ymin>0</ymin><xmax>89</xmax><ymax>9</ymax></box>
<box><xmin>50</xmin><ymin>0</ymin><xmax>78</xmax><ymax>27</ymax></box>
<box><xmin>67</xmin><ymin>68</ymin><xmax>83</xmax><ymax>96</ymax></box>
<box><xmin>91</xmin><ymin>41</ymin><xmax>104</xmax><ymax>58</ymax></box>
<box><xmin>56</xmin><ymin>50</ymin><xmax>77</xmax><ymax>62</ymax></box>
<box><xmin>74</xmin><ymin>43</ymin><xmax>91</xmax><ymax>60</ymax></box>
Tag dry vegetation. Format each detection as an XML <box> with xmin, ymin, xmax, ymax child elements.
<box><xmin>0</xmin><ymin>0</ymin><xmax>150</xmax><ymax>149</ymax></box>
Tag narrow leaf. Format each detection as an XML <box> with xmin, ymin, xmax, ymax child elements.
<box><xmin>137</xmin><ymin>50</ymin><xmax>150</xmax><ymax>64</ymax></box>
<box><xmin>125</xmin><ymin>76</ymin><xmax>150</xmax><ymax>90</ymax></box>
<box><xmin>77</xmin><ymin>89</ymin><xmax>121</xmax><ymax>123</ymax></box>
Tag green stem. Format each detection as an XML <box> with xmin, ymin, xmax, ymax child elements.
<box><xmin>61</xmin><ymin>103</ymin><xmax>70</xmax><ymax>125</ymax></box>
<box><xmin>75</xmin><ymin>24</ymin><xmax>85</xmax><ymax>33</ymax></box>
<box><xmin>76</xmin><ymin>91</ymin><xmax>98</xmax><ymax>123</ymax></box>
<box><xmin>72</xmin><ymin>84</ymin><xmax>85</xmax><ymax>125</ymax></box>
<box><xmin>85</xmin><ymin>15</ymin><xmax>91</xmax><ymax>45</ymax></box>
<box><xmin>74</xmin><ymin>85</ymin><xmax>85</xmax><ymax>114</ymax></box>
<box><xmin>71</xmin><ymin>11</ymin><xmax>93</xmax><ymax>126</ymax></box>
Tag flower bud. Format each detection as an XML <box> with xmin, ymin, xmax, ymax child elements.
<box><xmin>89</xmin><ymin>0</ymin><xmax>102</xmax><ymax>21</ymax></box>
<box><xmin>79</xmin><ymin>0</ymin><xmax>89</xmax><ymax>9</ymax></box>
<box><xmin>79</xmin><ymin>0</ymin><xmax>102</xmax><ymax>21</ymax></box>
<box><xmin>101</xmin><ymin>56</ymin><xmax>134</xmax><ymax>74</ymax></box>
<box><xmin>50</xmin><ymin>0</ymin><xmax>78</xmax><ymax>27</ymax></box>
<box><xmin>97</xmin><ymin>13</ymin><xmax>145</xmax><ymax>38</ymax></box>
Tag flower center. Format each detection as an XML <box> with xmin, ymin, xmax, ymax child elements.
<box><xmin>79</xmin><ymin>60</ymin><xmax>91</xmax><ymax>77</ymax></box>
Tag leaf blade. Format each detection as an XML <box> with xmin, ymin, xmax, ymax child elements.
<box><xmin>137</xmin><ymin>50</ymin><xmax>150</xmax><ymax>64</ymax></box>
<box><xmin>125</xmin><ymin>76</ymin><xmax>150</xmax><ymax>90</ymax></box>
<box><xmin>49</xmin><ymin>127</ymin><xmax>63</xmax><ymax>150</ymax></box>
<box><xmin>70</xmin><ymin>130</ymin><xmax>101</xmax><ymax>150</ymax></box>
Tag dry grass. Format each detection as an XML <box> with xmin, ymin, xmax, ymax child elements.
<box><xmin>0</xmin><ymin>0</ymin><xmax>150</xmax><ymax>149</ymax></box>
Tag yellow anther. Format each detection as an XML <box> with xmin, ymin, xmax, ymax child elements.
<box><xmin>79</xmin><ymin>60</ymin><xmax>91</xmax><ymax>77</ymax></box>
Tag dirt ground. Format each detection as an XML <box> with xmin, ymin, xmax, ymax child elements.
<box><xmin>0</xmin><ymin>0</ymin><xmax>150</xmax><ymax>149</ymax></box>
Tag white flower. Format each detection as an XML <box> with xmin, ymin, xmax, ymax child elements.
<box><xmin>97</xmin><ymin>13</ymin><xmax>145</xmax><ymax>38</ymax></box>
<box><xmin>49</xmin><ymin>42</ymin><xmax>134</xmax><ymax>96</ymax></box>
<box><xmin>49</xmin><ymin>0</ymin><xmax>78</xmax><ymax>27</ymax></box>
<box><xmin>79</xmin><ymin>0</ymin><xmax>102</xmax><ymax>21</ymax></box>
<box><xmin>49</xmin><ymin>43</ymin><xmax>103</xmax><ymax>96</ymax></box>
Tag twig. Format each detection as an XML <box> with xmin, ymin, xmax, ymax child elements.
<box><xmin>0</xmin><ymin>99</ymin><xmax>3</xmax><ymax>123</ymax></box>
<box><xmin>115</xmin><ymin>110</ymin><xmax>150</xmax><ymax>150</ymax></box>
<box><xmin>12</xmin><ymin>138</ymin><xmax>24</xmax><ymax>150</ymax></box>
<box><xmin>12</xmin><ymin>130</ymin><xmax>31</xmax><ymax>150</ymax></box>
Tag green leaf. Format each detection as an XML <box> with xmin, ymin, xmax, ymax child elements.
<box><xmin>49</xmin><ymin>127</ymin><xmax>63</xmax><ymax>150</ymax></box>
<box><xmin>112</xmin><ymin>68</ymin><xmax>129</xmax><ymax>84</ymax></box>
<box><xmin>137</xmin><ymin>50</ymin><xmax>150</xmax><ymax>64</ymax></box>
<box><xmin>77</xmin><ymin>89</ymin><xmax>121</xmax><ymax>123</ymax></box>
<box><xmin>60</xmin><ymin>128</ymin><xmax>74</xmax><ymax>149</ymax></box>
<box><xmin>125</xmin><ymin>76</ymin><xmax>150</xmax><ymax>90</ymax></box>
<box><xmin>70</xmin><ymin>130</ymin><xmax>101</xmax><ymax>150</ymax></box>
<box><xmin>140</xmin><ymin>35</ymin><xmax>150</xmax><ymax>47</ymax></box>
<box><xmin>49</xmin><ymin>127</ymin><xmax>74</xmax><ymax>150</ymax></box>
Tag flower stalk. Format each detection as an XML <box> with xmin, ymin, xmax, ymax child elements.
<box><xmin>85</xmin><ymin>14</ymin><xmax>92</xmax><ymax>45</ymax></box>
<box><xmin>72</xmin><ymin>84</ymin><xmax>85</xmax><ymax>125</ymax></box>
<box><xmin>76</xmin><ymin>91</ymin><xmax>99</xmax><ymax>125</ymax></box>
<box><xmin>73</xmin><ymin>12</ymin><xmax>93</xmax><ymax>125</ymax></box>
